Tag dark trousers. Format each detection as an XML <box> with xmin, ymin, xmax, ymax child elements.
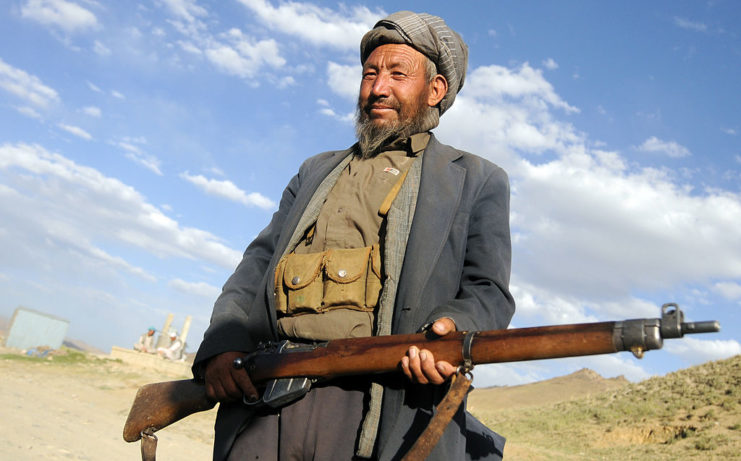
<box><xmin>227</xmin><ymin>379</ymin><xmax>368</xmax><ymax>461</ymax></box>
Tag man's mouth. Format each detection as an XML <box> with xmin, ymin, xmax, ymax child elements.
<box><xmin>365</xmin><ymin>97</ymin><xmax>400</xmax><ymax>114</ymax></box>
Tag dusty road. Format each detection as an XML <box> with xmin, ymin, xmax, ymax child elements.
<box><xmin>0</xmin><ymin>350</ymin><xmax>216</xmax><ymax>461</ymax></box>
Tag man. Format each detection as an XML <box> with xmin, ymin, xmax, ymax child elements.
<box><xmin>194</xmin><ymin>11</ymin><xmax>515</xmax><ymax>461</ymax></box>
<box><xmin>157</xmin><ymin>330</ymin><xmax>183</xmax><ymax>361</ymax></box>
<box><xmin>134</xmin><ymin>326</ymin><xmax>156</xmax><ymax>353</ymax></box>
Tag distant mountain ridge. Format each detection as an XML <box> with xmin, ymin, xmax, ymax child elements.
<box><xmin>468</xmin><ymin>368</ymin><xmax>630</xmax><ymax>412</ymax></box>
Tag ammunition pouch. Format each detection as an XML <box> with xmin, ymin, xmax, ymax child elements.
<box><xmin>275</xmin><ymin>244</ymin><xmax>382</xmax><ymax>315</ymax></box>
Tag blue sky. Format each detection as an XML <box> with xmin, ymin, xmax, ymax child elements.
<box><xmin>1</xmin><ymin>0</ymin><xmax>740</xmax><ymax>387</ymax></box>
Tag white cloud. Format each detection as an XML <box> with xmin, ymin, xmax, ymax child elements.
<box><xmin>169</xmin><ymin>278</ymin><xmax>221</xmax><ymax>299</ymax></box>
<box><xmin>124</xmin><ymin>152</ymin><xmax>162</xmax><ymax>176</ymax></box>
<box><xmin>542</xmin><ymin>58</ymin><xmax>558</xmax><ymax>70</ymax></box>
<box><xmin>177</xmin><ymin>40</ymin><xmax>202</xmax><ymax>55</ymax></box>
<box><xmin>58</xmin><ymin>123</ymin><xmax>92</xmax><ymax>140</ymax></box>
<box><xmin>0</xmin><ymin>57</ymin><xmax>60</xmax><ymax>108</ymax></box>
<box><xmin>237</xmin><ymin>0</ymin><xmax>383</xmax><ymax>50</ymax></box>
<box><xmin>0</xmin><ymin>143</ymin><xmax>242</xmax><ymax>271</ymax></box>
<box><xmin>159</xmin><ymin>0</ymin><xmax>208</xmax><ymax>24</ymax></box>
<box><xmin>673</xmin><ymin>17</ymin><xmax>707</xmax><ymax>33</ymax></box>
<box><xmin>180</xmin><ymin>172</ymin><xmax>276</xmax><ymax>210</ymax></box>
<box><xmin>204</xmin><ymin>31</ymin><xmax>285</xmax><ymax>79</ymax></box>
<box><xmin>665</xmin><ymin>337</ymin><xmax>741</xmax><ymax>364</ymax></box>
<box><xmin>327</xmin><ymin>62</ymin><xmax>360</xmax><ymax>100</ymax></box>
<box><xmin>438</xmin><ymin>63</ymin><xmax>581</xmax><ymax>161</ymax></box>
<box><xmin>15</xmin><ymin>106</ymin><xmax>42</xmax><ymax>119</ymax></box>
<box><xmin>462</xmin><ymin>63</ymin><xmax>578</xmax><ymax>114</ymax></box>
<box><xmin>511</xmin><ymin>153</ymin><xmax>741</xmax><ymax>297</ymax></box>
<box><xmin>509</xmin><ymin>282</ymin><xmax>659</xmax><ymax>327</ymax></box>
<box><xmin>21</xmin><ymin>0</ymin><xmax>98</xmax><ymax>33</ymax></box>
<box><xmin>86</xmin><ymin>80</ymin><xmax>102</xmax><ymax>93</ymax></box>
<box><xmin>638</xmin><ymin>136</ymin><xmax>691</xmax><ymax>158</ymax></box>
<box><xmin>436</xmin><ymin>62</ymin><xmax>741</xmax><ymax>320</ymax></box>
<box><xmin>81</xmin><ymin>105</ymin><xmax>101</xmax><ymax>117</ymax></box>
<box><xmin>158</xmin><ymin>0</ymin><xmax>298</xmax><ymax>85</ymax></box>
<box><xmin>114</xmin><ymin>139</ymin><xmax>162</xmax><ymax>176</ymax></box>
<box><xmin>93</xmin><ymin>40</ymin><xmax>111</xmax><ymax>56</ymax></box>
<box><xmin>713</xmin><ymin>282</ymin><xmax>741</xmax><ymax>300</ymax></box>
<box><xmin>275</xmin><ymin>75</ymin><xmax>296</xmax><ymax>88</ymax></box>
<box><xmin>111</xmin><ymin>90</ymin><xmax>125</xmax><ymax>99</ymax></box>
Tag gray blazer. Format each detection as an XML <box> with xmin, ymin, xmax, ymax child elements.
<box><xmin>194</xmin><ymin>134</ymin><xmax>515</xmax><ymax>460</ymax></box>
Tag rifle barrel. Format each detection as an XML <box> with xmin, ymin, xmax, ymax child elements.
<box><xmin>245</xmin><ymin>309</ymin><xmax>721</xmax><ymax>383</ymax></box>
<box><xmin>682</xmin><ymin>321</ymin><xmax>720</xmax><ymax>334</ymax></box>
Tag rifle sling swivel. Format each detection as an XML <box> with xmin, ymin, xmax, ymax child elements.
<box><xmin>461</xmin><ymin>331</ymin><xmax>476</xmax><ymax>373</ymax></box>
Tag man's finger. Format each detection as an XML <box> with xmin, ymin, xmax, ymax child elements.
<box><xmin>431</xmin><ymin>317</ymin><xmax>456</xmax><ymax>336</ymax></box>
<box><xmin>435</xmin><ymin>360</ymin><xmax>457</xmax><ymax>379</ymax></box>
<box><xmin>419</xmin><ymin>349</ymin><xmax>445</xmax><ymax>385</ymax></box>
<box><xmin>406</xmin><ymin>346</ymin><xmax>429</xmax><ymax>384</ymax></box>
<box><xmin>206</xmin><ymin>380</ymin><xmax>227</xmax><ymax>402</ymax></box>
<box><xmin>400</xmin><ymin>356</ymin><xmax>412</xmax><ymax>380</ymax></box>
<box><xmin>232</xmin><ymin>368</ymin><xmax>259</xmax><ymax>401</ymax></box>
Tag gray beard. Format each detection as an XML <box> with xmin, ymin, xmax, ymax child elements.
<box><xmin>354</xmin><ymin>115</ymin><xmax>424</xmax><ymax>159</ymax></box>
<box><xmin>354</xmin><ymin>99</ymin><xmax>439</xmax><ymax>159</ymax></box>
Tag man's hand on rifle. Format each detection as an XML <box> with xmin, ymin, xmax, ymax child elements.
<box><xmin>400</xmin><ymin>318</ymin><xmax>458</xmax><ymax>385</ymax></box>
<box><xmin>204</xmin><ymin>351</ymin><xmax>260</xmax><ymax>403</ymax></box>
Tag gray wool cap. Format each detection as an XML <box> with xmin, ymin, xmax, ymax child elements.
<box><xmin>360</xmin><ymin>11</ymin><xmax>468</xmax><ymax>115</ymax></box>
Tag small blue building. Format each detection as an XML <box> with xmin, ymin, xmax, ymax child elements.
<box><xmin>4</xmin><ymin>307</ymin><xmax>69</xmax><ymax>350</ymax></box>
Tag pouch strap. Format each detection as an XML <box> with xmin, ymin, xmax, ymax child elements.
<box><xmin>401</xmin><ymin>371</ymin><xmax>473</xmax><ymax>461</ymax></box>
<box><xmin>378</xmin><ymin>167</ymin><xmax>411</xmax><ymax>217</ymax></box>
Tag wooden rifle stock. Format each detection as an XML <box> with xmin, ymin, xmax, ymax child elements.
<box><xmin>123</xmin><ymin>303</ymin><xmax>719</xmax><ymax>443</ymax></box>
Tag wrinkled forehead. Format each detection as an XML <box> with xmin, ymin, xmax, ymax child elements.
<box><xmin>362</xmin><ymin>43</ymin><xmax>427</xmax><ymax>70</ymax></box>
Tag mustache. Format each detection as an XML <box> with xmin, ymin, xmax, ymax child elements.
<box><xmin>361</xmin><ymin>95</ymin><xmax>401</xmax><ymax>114</ymax></box>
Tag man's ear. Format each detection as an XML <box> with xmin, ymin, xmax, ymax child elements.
<box><xmin>427</xmin><ymin>74</ymin><xmax>448</xmax><ymax>108</ymax></box>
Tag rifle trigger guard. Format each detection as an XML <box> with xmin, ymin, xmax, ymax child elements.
<box><xmin>460</xmin><ymin>331</ymin><xmax>476</xmax><ymax>373</ymax></box>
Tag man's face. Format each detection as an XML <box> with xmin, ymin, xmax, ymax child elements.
<box><xmin>358</xmin><ymin>44</ymin><xmax>432</xmax><ymax>127</ymax></box>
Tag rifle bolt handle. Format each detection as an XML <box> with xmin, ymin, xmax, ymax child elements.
<box><xmin>233</xmin><ymin>357</ymin><xmax>244</xmax><ymax>370</ymax></box>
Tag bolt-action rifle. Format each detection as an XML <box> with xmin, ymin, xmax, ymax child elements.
<box><xmin>123</xmin><ymin>303</ymin><xmax>719</xmax><ymax>459</ymax></box>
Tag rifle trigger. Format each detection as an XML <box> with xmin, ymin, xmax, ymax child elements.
<box><xmin>461</xmin><ymin>331</ymin><xmax>476</xmax><ymax>373</ymax></box>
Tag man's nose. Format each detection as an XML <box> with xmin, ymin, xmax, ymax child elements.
<box><xmin>370</xmin><ymin>73</ymin><xmax>391</xmax><ymax>97</ymax></box>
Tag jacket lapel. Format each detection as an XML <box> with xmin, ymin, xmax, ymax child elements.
<box><xmin>393</xmin><ymin>135</ymin><xmax>465</xmax><ymax>331</ymax></box>
<box><xmin>274</xmin><ymin>148</ymin><xmax>353</xmax><ymax>256</ymax></box>
<box><xmin>265</xmin><ymin>148</ymin><xmax>353</xmax><ymax>328</ymax></box>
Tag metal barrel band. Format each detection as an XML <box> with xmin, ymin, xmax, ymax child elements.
<box><xmin>460</xmin><ymin>330</ymin><xmax>477</xmax><ymax>373</ymax></box>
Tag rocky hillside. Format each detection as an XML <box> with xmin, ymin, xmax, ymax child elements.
<box><xmin>471</xmin><ymin>355</ymin><xmax>741</xmax><ymax>460</ymax></box>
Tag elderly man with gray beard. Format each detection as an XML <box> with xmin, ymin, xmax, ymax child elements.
<box><xmin>193</xmin><ymin>10</ymin><xmax>515</xmax><ymax>461</ymax></box>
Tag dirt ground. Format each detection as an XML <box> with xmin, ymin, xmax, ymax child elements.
<box><xmin>0</xmin><ymin>350</ymin><xmax>217</xmax><ymax>461</ymax></box>
<box><xmin>8</xmin><ymin>345</ymin><xmax>731</xmax><ymax>460</ymax></box>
